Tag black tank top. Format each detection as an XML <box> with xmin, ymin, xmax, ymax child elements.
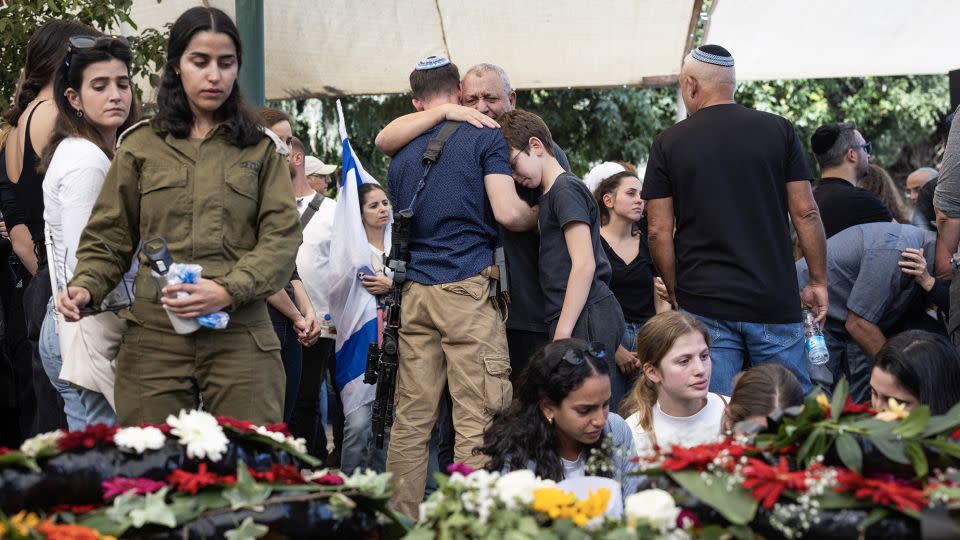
<box><xmin>13</xmin><ymin>101</ymin><xmax>48</xmax><ymax>250</ymax></box>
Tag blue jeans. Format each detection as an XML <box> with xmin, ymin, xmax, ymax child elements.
<box><xmin>39</xmin><ymin>302</ymin><xmax>115</xmax><ymax>430</ymax></box>
<box><xmin>273</xmin><ymin>320</ymin><xmax>303</xmax><ymax>423</ymax></box>
<box><xmin>611</xmin><ymin>320</ymin><xmax>643</xmax><ymax>414</ymax></box>
<box><xmin>341</xmin><ymin>400</ymin><xmax>388</xmax><ymax>475</ymax></box>
<box><xmin>686</xmin><ymin>312</ymin><xmax>811</xmax><ymax>396</ymax></box>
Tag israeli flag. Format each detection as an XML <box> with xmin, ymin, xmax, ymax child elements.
<box><xmin>328</xmin><ymin>100</ymin><xmax>390</xmax><ymax>417</ymax></box>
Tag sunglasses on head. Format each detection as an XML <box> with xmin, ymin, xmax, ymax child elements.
<box><xmin>558</xmin><ymin>342</ymin><xmax>606</xmax><ymax>368</ymax></box>
<box><xmin>66</xmin><ymin>35</ymin><xmax>128</xmax><ymax>66</ymax></box>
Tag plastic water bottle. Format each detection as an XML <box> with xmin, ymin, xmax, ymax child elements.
<box><xmin>802</xmin><ymin>307</ymin><xmax>829</xmax><ymax>365</ymax></box>
<box><xmin>319</xmin><ymin>313</ymin><xmax>336</xmax><ymax>339</ymax></box>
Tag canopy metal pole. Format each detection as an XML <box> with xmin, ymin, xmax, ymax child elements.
<box><xmin>235</xmin><ymin>0</ymin><xmax>265</xmax><ymax>106</ymax></box>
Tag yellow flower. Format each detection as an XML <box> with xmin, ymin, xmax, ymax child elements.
<box><xmin>816</xmin><ymin>393</ymin><xmax>830</xmax><ymax>411</ymax></box>
<box><xmin>0</xmin><ymin>522</ymin><xmax>6</xmax><ymax>537</ymax></box>
<box><xmin>8</xmin><ymin>511</ymin><xmax>40</xmax><ymax>535</ymax></box>
<box><xmin>876</xmin><ymin>398</ymin><xmax>910</xmax><ymax>422</ymax></box>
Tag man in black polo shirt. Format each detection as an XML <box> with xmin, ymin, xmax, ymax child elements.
<box><xmin>811</xmin><ymin>122</ymin><xmax>892</xmax><ymax>238</ymax></box>
<box><xmin>643</xmin><ymin>45</ymin><xmax>828</xmax><ymax>396</ymax></box>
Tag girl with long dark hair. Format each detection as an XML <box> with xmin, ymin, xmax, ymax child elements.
<box><xmin>477</xmin><ymin>339</ymin><xmax>640</xmax><ymax>500</ymax></box>
<box><xmin>39</xmin><ymin>33</ymin><xmax>138</xmax><ymax>429</ymax></box>
<box><xmin>871</xmin><ymin>330</ymin><xmax>960</xmax><ymax>415</ymax></box>
<box><xmin>58</xmin><ymin>7</ymin><xmax>301</xmax><ymax>425</ymax></box>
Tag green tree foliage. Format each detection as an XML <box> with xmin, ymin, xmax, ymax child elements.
<box><xmin>0</xmin><ymin>0</ymin><xmax>167</xmax><ymax>113</ymax></box>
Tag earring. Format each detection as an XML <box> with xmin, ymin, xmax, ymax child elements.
<box><xmin>547</xmin><ymin>416</ymin><xmax>553</xmax><ymax>425</ymax></box>
<box><xmin>76</xmin><ymin>109</ymin><xmax>83</xmax><ymax>118</ymax></box>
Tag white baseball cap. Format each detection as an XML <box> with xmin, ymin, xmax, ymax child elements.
<box><xmin>305</xmin><ymin>156</ymin><xmax>336</xmax><ymax>176</ymax></box>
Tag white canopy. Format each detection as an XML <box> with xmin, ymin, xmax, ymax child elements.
<box><xmin>127</xmin><ymin>0</ymin><xmax>697</xmax><ymax>99</ymax></box>
<box><xmin>705</xmin><ymin>0</ymin><xmax>960</xmax><ymax>81</ymax></box>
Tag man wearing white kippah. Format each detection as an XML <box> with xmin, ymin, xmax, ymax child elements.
<box><xmin>642</xmin><ymin>44</ymin><xmax>828</xmax><ymax>397</ymax></box>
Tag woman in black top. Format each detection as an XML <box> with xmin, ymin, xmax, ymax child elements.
<box><xmin>595</xmin><ymin>171</ymin><xmax>670</xmax><ymax>405</ymax></box>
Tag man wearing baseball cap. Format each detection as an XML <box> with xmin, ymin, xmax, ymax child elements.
<box><xmin>305</xmin><ymin>156</ymin><xmax>337</xmax><ymax>196</ymax></box>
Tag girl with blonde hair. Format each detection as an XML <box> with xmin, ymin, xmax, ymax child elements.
<box><xmin>620</xmin><ymin>311</ymin><xmax>727</xmax><ymax>452</ymax></box>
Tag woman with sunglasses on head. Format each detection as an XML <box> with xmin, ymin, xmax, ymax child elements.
<box><xmin>38</xmin><ymin>33</ymin><xmax>138</xmax><ymax>430</ymax></box>
<box><xmin>620</xmin><ymin>311</ymin><xmax>727</xmax><ymax>454</ymax></box>
<box><xmin>477</xmin><ymin>339</ymin><xmax>640</xmax><ymax>500</ymax></box>
<box><xmin>58</xmin><ymin>7</ymin><xmax>301</xmax><ymax>426</ymax></box>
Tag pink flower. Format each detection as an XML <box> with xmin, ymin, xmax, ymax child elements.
<box><xmin>447</xmin><ymin>462</ymin><xmax>476</xmax><ymax>476</ymax></box>
<box><xmin>676</xmin><ymin>508</ymin><xmax>701</xmax><ymax>529</ymax></box>
<box><xmin>101</xmin><ymin>476</ymin><xmax>166</xmax><ymax>501</ymax></box>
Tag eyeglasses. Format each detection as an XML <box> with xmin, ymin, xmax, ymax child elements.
<box><xmin>66</xmin><ymin>35</ymin><xmax>128</xmax><ymax>66</ymax></box>
<box><xmin>509</xmin><ymin>144</ymin><xmax>529</xmax><ymax>169</ymax></box>
<box><xmin>851</xmin><ymin>142</ymin><xmax>872</xmax><ymax>155</ymax></box>
<box><xmin>558</xmin><ymin>342</ymin><xmax>606</xmax><ymax>368</ymax></box>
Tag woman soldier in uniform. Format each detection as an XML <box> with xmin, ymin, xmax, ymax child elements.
<box><xmin>58</xmin><ymin>7</ymin><xmax>301</xmax><ymax>425</ymax></box>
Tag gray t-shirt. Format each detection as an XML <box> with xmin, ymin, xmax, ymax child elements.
<box><xmin>538</xmin><ymin>172</ymin><xmax>613</xmax><ymax>323</ymax></box>
<box><xmin>935</xmin><ymin>105</ymin><xmax>960</xmax><ymax>218</ymax></box>
<box><xmin>796</xmin><ymin>223</ymin><xmax>936</xmax><ymax>330</ymax></box>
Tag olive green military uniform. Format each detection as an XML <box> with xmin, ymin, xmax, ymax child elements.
<box><xmin>70</xmin><ymin>120</ymin><xmax>302</xmax><ymax>425</ymax></box>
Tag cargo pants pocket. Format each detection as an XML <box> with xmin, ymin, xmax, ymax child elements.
<box><xmin>482</xmin><ymin>354</ymin><xmax>511</xmax><ymax>414</ymax></box>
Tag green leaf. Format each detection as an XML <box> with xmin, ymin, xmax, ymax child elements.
<box><xmin>105</xmin><ymin>490</ymin><xmax>143</xmax><ymax>525</ymax></box>
<box><xmin>224</xmin><ymin>516</ymin><xmax>269</xmax><ymax>540</ymax></box>
<box><xmin>905</xmin><ymin>441</ymin><xmax>929</xmax><ymax>478</ymax></box>
<box><xmin>836</xmin><ymin>432</ymin><xmax>863</xmax><ymax>473</ymax></box>
<box><xmin>893</xmin><ymin>405</ymin><xmax>931</xmax><ymax>438</ymax></box>
<box><xmin>0</xmin><ymin>452</ymin><xmax>40</xmax><ymax>472</ymax></box>
<box><xmin>816</xmin><ymin>490</ymin><xmax>872</xmax><ymax>510</ymax></box>
<box><xmin>223</xmin><ymin>461</ymin><xmax>272</xmax><ymax>511</ymax></box>
<box><xmin>669</xmin><ymin>470</ymin><xmax>758</xmax><ymax>525</ymax></box>
<box><xmin>831</xmin><ymin>378</ymin><xmax>849</xmax><ymax>421</ymax></box>
<box><xmin>797</xmin><ymin>426</ymin><xmax>824</xmax><ymax>465</ymax></box>
<box><xmin>128</xmin><ymin>487</ymin><xmax>176</xmax><ymax>528</ymax></box>
<box><xmin>922</xmin><ymin>400</ymin><xmax>960</xmax><ymax>437</ymax></box>
<box><xmin>924</xmin><ymin>439</ymin><xmax>960</xmax><ymax>460</ymax></box>
<box><xmin>871</xmin><ymin>436</ymin><xmax>910</xmax><ymax>464</ymax></box>
<box><xmin>857</xmin><ymin>507</ymin><xmax>889</xmax><ymax>533</ymax></box>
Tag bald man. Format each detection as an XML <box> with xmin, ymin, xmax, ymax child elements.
<box><xmin>642</xmin><ymin>44</ymin><xmax>827</xmax><ymax>396</ymax></box>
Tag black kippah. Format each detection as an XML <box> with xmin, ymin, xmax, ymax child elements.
<box><xmin>698</xmin><ymin>44</ymin><xmax>732</xmax><ymax>58</ymax></box>
<box><xmin>811</xmin><ymin>122</ymin><xmax>854</xmax><ymax>155</ymax></box>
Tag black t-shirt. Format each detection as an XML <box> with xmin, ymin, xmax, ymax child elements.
<box><xmin>500</xmin><ymin>143</ymin><xmax>571</xmax><ymax>333</ymax></box>
<box><xmin>814</xmin><ymin>177</ymin><xmax>893</xmax><ymax>238</ymax></box>
<box><xmin>601</xmin><ymin>231</ymin><xmax>656</xmax><ymax>324</ymax></box>
<box><xmin>539</xmin><ymin>172</ymin><xmax>613</xmax><ymax>323</ymax></box>
<box><xmin>641</xmin><ymin>103</ymin><xmax>812</xmax><ymax>324</ymax></box>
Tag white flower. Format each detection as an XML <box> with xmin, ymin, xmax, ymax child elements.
<box><xmin>286</xmin><ymin>435</ymin><xmax>307</xmax><ymax>454</ymax></box>
<box><xmin>20</xmin><ymin>430</ymin><xmax>64</xmax><ymax>457</ymax></box>
<box><xmin>494</xmin><ymin>469</ymin><xmax>555</xmax><ymax>509</ymax></box>
<box><xmin>254</xmin><ymin>425</ymin><xmax>287</xmax><ymax>445</ymax></box>
<box><xmin>624</xmin><ymin>489</ymin><xmax>680</xmax><ymax>531</ymax></box>
<box><xmin>113</xmin><ymin>426</ymin><xmax>166</xmax><ymax>454</ymax></box>
<box><xmin>166</xmin><ymin>409</ymin><xmax>229</xmax><ymax>462</ymax></box>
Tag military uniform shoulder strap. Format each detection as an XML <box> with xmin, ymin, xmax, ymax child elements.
<box><xmin>300</xmin><ymin>192</ymin><xmax>325</xmax><ymax>229</ymax></box>
<box><xmin>115</xmin><ymin>119</ymin><xmax>152</xmax><ymax>149</ymax></box>
<box><xmin>261</xmin><ymin>127</ymin><xmax>289</xmax><ymax>156</ymax></box>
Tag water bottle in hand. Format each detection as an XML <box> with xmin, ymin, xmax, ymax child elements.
<box><xmin>802</xmin><ymin>306</ymin><xmax>829</xmax><ymax>366</ymax></box>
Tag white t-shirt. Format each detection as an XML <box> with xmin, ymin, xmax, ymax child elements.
<box><xmin>296</xmin><ymin>195</ymin><xmax>337</xmax><ymax>316</ymax></box>
<box><xmin>43</xmin><ymin>138</ymin><xmax>111</xmax><ymax>289</ymax></box>
<box><xmin>561</xmin><ymin>452</ymin><xmax>586</xmax><ymax>479</ymax></box>
<box><xmin>624</xmin><ymin>393</ymin><xmax>727</xmax><ymax>454</ymax></box>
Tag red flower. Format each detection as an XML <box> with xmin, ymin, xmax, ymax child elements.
<box><xmin>49</xmin><ymin>503</ymin><xmax>100</xmax><ymax>515</ymax></box>
<box><xmin>312</xmin><ymin>473</ymin><xmax>345</xmax><ymax>486</ymax></box>
<box><xmin>247</xmin><ymin>464</ymin><xmax>305</xmax><ymax>485</ymax></box>
<box><xmin>951</xmin><ymin>427</ymin><xmax>960</xmax><ymax>441</ymax></box>
<box><xmin>57</xmin><ymin>424</ymin><xmax>119</xmax><ymax>452</ymax></box>
<box><xmin>836</xmin><ymin>469</ymin><xmax>927</xmax><ymax>512</ymax></box>
<box><xmin>741</xmin><ymin>457</ymin><xmax>808</xmax><ymax>509</ymax></box>
<box><xmin>0</xmin><ymin>447</ymin><xmax>12</xmax><ymax>455</ymax></box>
<box><xmin>821</xmin><ymin>396</ymin><xmax>875</xmax><ymax>418</ymax></box>
<box><xmin>676</xmin><ymin>508</ymin><xmax>701</xmax><ymax>529</ymax></box>
<box><xmin>102</xmin><ymin>476</ymin><xmax>167</xmax><ymax>501</ymax></box>
<box><xmin>167</xmin><ymin>463</ymin><xmax>236</xmax><ymax>495</ymax></box>
<box><xmin>660</xmin><ymin>440</ymin><xmax>756</xmax><ymax>472</ymax></box>
<box><xmin>216</xmin><ymin>416</ymin><xmax>256</xmax><ymax>433</ymax></box>
<box><xmin>137</xmin><ymin>422</ymin><xmax>172</xmax><ymax>435</ymax></box>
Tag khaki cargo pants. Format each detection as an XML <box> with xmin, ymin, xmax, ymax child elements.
<box><xmin>386</xmin><ymin>273</ymin><xmax>511</xmax><ymax>518</ymax></box>
<box><xmin>114</xmin><ymin>301</ymin><xmax>285</xmax><ymax>426</ymax></box>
